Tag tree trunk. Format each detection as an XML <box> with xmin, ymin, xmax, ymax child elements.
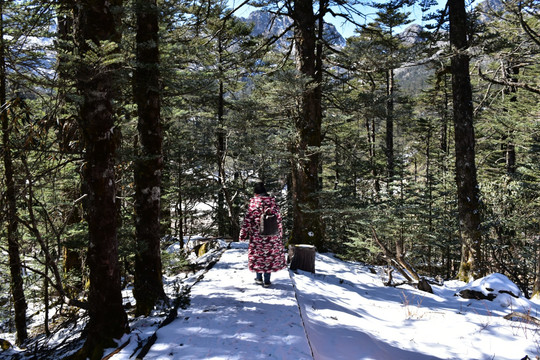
<box><xmin>71</xmin><ymin>1</ymin><xmax>128</xmax><ymax>358</ymax></box>
<box><xmin>289</xmin><ymin>0</ymin><xmax>325</xmax><ymax>250</ymax></box>
<box><xmin>176</xmin><ymin>161</ymin><xmax>185</xmax><ymax>242</ymax></box>
<box><xmin>133</xmin><ymin>0</ymin><xmax>166</xmax><ymax>317</ymax></box>
<box><xmin>438</xmin><ymin>71</ymin><xmax>452</xmax><ymax>278</ymax></box>
<box><xmin>160</xmin><ymin>149</ymin><xmax>171</xmax><ymax>236</ymax></box>
<box><xmin>386</xmin><ymin>69</ymin><xmax>395</xmax><ymax>185</ymax></box>
<box><xmin>426</xmin><ymin>124</ymin><xmax>433</xmax><ymax>273</ymax></box>
<box><xmin>44</xmin><ymin>236</ymin><xmax>50</xmax><ymax>337</ymax></box>
<box><xmin>0</xmin><ymin>0</ymin><xmax>28</xmax><ymax>345</ymax></box>
<box><xmin>504</xmin><ymin>64</ymin><xmax>518</xmax><ymax>174</ymax></box>
<box><xmin>449</xmin><ymin>0</ymin><xmax>483</xmax><ymax>281</ymax></box>
<box><xmin>366</xmin><ymin>115</ymin><xmax>380</xmax><ymax>194</ymax></box>
<box><xmin>532</xmin><ymin>239</ymin><xmax>540</xmax><ymax>299</ymax></box>
<box><xmin>55</xmin><ymin>1</ymin><xmax>87</xmax><ymax>291</ymax></box>
<box><xmin>217</xmin><ymin>34</ymin><xmax>227</xmax><ymax>237</ymax></box>
<box><xmin>371</xmin><ymin>226</ymin><xmax>419</xmax><ymax>282</ymax></box>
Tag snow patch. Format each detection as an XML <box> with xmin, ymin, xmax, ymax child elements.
<box><xmin>458</xmin><ymin>273</ymin><xmax>523</xmax><ymax>308</ymax></box>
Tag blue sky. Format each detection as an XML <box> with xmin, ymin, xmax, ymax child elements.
<box><xmin>227</xmin><ymin>0</ymin><xmax>448</xmax><ymax>38</ymax></box>
<box><xmin>329</xmin><ymin>0</ymin><xmax>447</xmax><ymax>38</ymax></box>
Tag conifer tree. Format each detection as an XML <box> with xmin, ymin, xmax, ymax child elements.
<box><xmin>449</xmin><ymin>0</ymin><xmax>483</xmax><ymax>281</ymax></box>
<box><xmin>0</xmin><ymin>0</ymin><xmax>28</xmax><ymax>344</ymax></box>
<box><xmin>203</xmin><ymin>2</ymin><xmax>257</xmax><ymax>239</ymax></box>
<box><xmin>160</xmin><ymin>0</ymin><xmax>258</xmax><ymax>241</ymax></box>
<box><xmin>0</xmin><ymin>0</ymin><xmax>88</xmax><ymax>343</ymax></box>
<box><xmin>369</xmin><ymin>0</ymin><xmax>416</xmax><ymax>186</ymax></box>
<box><xmin>288</xmin><ymin>0</ymin><xmax>325</xmax><ymax>250</ymax></box>
<box><xmin>473</xmin><ymin>0</ymin><xmax>540</xmax><ymax>294</ymax></box>
<box><xmin>132</xmin><ymin>0</ymin><xmax>166</xmax><ymax>317</ymax></box>
<box><xmin>71</xmin><ymin>0</ymin><xmax>128</xmax><ymax>358</ymax></box>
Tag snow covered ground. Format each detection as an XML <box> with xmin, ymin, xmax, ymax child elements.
<box><xmin>107</xmin><ymin>242</ymin><xmax>540</xmax><ymax>360</ymax></box>
<box><xmin>2</xmin><ymin>242</ymin><xmax>540</xmax><ymax>359</ymax></box>
<box><xmin>293</xmin><ymin>253</ymin><xmax>539</xmax><ymax>360</ymax></box>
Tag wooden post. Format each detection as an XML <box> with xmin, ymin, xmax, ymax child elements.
<box><xmin>289</xmin><ymin>244</ymin><xmax>316</xmax><ymax>273</ymax></box>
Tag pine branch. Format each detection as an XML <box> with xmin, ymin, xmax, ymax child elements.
<box><xmin>517</xmin><ymin>2</ymin><xmax>540</xmax><ymax>47</ymax></box>
<box><xmin>478</xmin><ymin>68</ymin><xmax>540</xmax><ymax>95</ymax></box>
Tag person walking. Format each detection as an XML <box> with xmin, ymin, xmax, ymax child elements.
<box><xmin>239</xmin><ymin>182</ymin><xmax>286</xmax><ymax>287</ymax></box>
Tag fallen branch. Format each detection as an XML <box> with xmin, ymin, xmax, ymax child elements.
<box><xmin>370</xmin><ymin>226</ymin><xmax>420</xmax><ymax>283</ymax></box>
<box><xmin>504</xmin><ymin>312</ymin><xmax>540</xmax><ymax>326</ymax></box>
<box><xmin>102</xmin><ymin>338</ymin><xmax>130</xmax><ymax>360</ymax></box>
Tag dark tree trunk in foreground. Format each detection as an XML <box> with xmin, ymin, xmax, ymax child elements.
<box><xmin>449</xmin><ymin>0</ymin><xmax>483</xmax><ymax>281</ymax></box>
<box><xmin>289</xmin><ymin>0</ymin><xmax>325</xmax><ymax>250</ymax></box>
<box><xmin>133</xmin><ymin>0</ymin><xmax>166</xmax><ymax>316</ymax></box>
<box><xmin>72</xmin><ymin>1</ymin><xmax>128</xmax><ymax>358</ymax></box>
<box><xmin>1</xmin><ymin>0</ymin><xmax>27</xmax><ymax>344</ymax></box>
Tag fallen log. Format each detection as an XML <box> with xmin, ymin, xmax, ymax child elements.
<box><xmin>370</xmin><ymin>226</ymin><xmax>420</xmax><ymax>282</ymax></box>
<box><xmin>102</xmin><ymin>338</ymin><xmax>130</xmax><ymax>360</ymax></box>
<box><xmin>504</xmin><ymin>312</ymin><xmax>540</xmax><ymax>326</ymax></box>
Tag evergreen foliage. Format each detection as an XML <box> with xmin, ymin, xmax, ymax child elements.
<box><xmin>0</xmin><ymin>0</ymin><xmax>539</xmax><ymax>354</ymax></box>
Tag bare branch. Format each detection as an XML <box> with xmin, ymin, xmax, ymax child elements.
<box><xmin>479</xmin><ymin>68</ymin><xmax>540</xmax><ymax>95</ymax></box>
<box><xmin>518</xmin><ymin>2</ymin><xmax>540</xmax><ymax>47</ymax></box>
<box><xmin>504</xmin><ymin>311</ymin><xmax>540</xmax><ymax>326</ymax></box>
<box><xmin>20</xmin><ymin>262</ymin><xmax>88</xmax><ymax>310</ymax></box>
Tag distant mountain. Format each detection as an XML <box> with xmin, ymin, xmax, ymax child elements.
<box><xmin>242</xmin><ymin>10</ymin><xmax>346</xmax><ymax>48</ymax></box>
<box><xmin>477</xmin><ymin>0</ymin><xmax>505</xmax><ymax>22</ymax></box>
<box><xmin>398</xmin><ymin>24</ymin><xmax>427</xmax><ymax>44</ymax></box>
<box><xmin>393</xmin><ymin>24</ymin><xmax>430</xmax><ymax>94</ymax></box>
<box><xmin>246</xmin><ymin>10</ymin><xmax>292</xmax><ymax>39</ymax></box>
<box><xmin>240</xmin><ymin>0</ymin><xmax>502</xmax><ymax>96</ymax></box>
<box><xmin>394</xmin><ymin>0</ymin><xmax>506</xmax><ymax>95</ymax></box>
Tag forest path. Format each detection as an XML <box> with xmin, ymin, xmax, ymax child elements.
<box><xmin>141</xmin><ymin>244</ymin><xmax>313</xmax><ymax>359</ymax></box>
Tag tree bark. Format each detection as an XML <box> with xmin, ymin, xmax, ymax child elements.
<box><xmin>216</xmin><ymin>34</ymin><xmax>227</xmax><ymax>238</ymax></box>
<box><xmin>449</xmin><ymin>0</ymin><xmax>483</xmax><ymax>281</ymax></box>
<box><xmin>366</xmin><ymin>115</ymin><xmax>380</xmax><ymax>194</ymax></box>
<box><xmin>0</xmin><ymin>0</ymin><xmax>28</xmax><ymax>344</ymax></box>
<box><xmin>532</xmin><ymin>240</ymin><xmax>540</xmax><ymax>299</ymax></box>
<box><xmin>133</xmin><ymin>0</ymin><xmax>166</xmax><ymax>317</ymax></box>
<box><xmin>289</xmin><ymin>0</ymin><xmax>325</xmax><ymax>250</ymax></box>
<box><xmin>71</xmin><ymin>1</ymin><xmax>128</xmax><ymax>358</ymax></box>
<box><xmin>386</xmin><ymin>69</ymin><xmax>395</xmax><ymax>185</ymax></box>
<box><xmin>504</xmin><ymin>63</ymin><xmax>518</xmax><ymax>175</ymax></box>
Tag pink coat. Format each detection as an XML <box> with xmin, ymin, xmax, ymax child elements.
<box><xmin>239</xmin><ymin>195</ymin><xmax>286</xmax><ymax>273</ymax></box>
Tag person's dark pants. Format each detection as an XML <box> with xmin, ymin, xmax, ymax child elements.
<box><xmin>256</xmin><ymin>272</ymin><xmax>271</xmax><ymax>284</ymax></box>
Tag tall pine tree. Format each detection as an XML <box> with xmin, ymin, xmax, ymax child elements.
<box><xmin>71</xmin><ymin>0</ymin><xmax>129</xmax><ymax>358</ymax></box>
<box><xmin>449</xmin><ymin>0</ymin><xmax>483</xmax><ymax>281</ymax></box>
<box><xmin>289</xmin><ymin>0</ymin><xmax>325</xmax><ymax>250</ymax></box>
<box><xmin>0</xmin><ymin>0</ymin><xmax>28</xmax><ymax>345</ymax></box>
<box><xmin>132</xmin><ymin>0</ymin><xmax>166</xmax><ymax>317</ymax></box>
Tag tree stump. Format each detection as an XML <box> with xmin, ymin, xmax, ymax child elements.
<box><xmin>289</xmin><ymin>245</ymin><xmax>316</xmax><ymax>273</ymax></box>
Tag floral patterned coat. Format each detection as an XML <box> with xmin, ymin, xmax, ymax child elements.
<box><xmin>239</xmin><ymin>195</ymin><xmax>286</xmax><ymax>273</ymax></box>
